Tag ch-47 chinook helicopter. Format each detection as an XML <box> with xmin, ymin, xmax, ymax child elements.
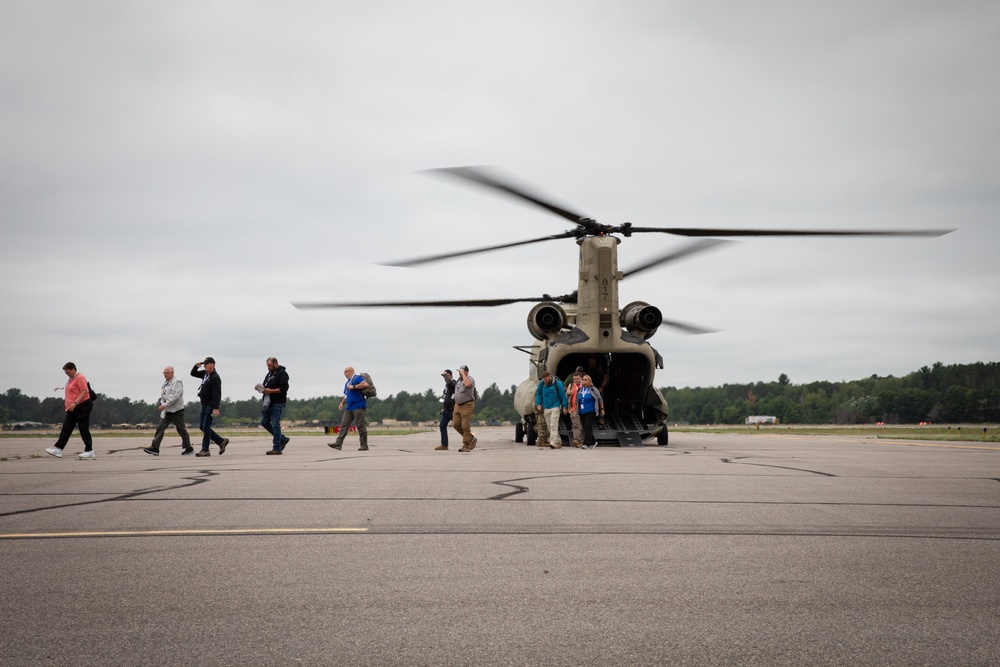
<box><xmin>294</xmin><ymin>167</ymin><xmax>951</xmax><ymax>447</ymax></box>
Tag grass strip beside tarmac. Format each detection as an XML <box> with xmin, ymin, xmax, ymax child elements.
<box><xmin>673</xmin><ymin>424</ymin><xmax>1000</xmax><ymax>443</ymax></box>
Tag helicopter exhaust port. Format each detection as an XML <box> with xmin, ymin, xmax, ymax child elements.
<box><xmin>527</xmin><ymin>302</ymin><xmax>567</xmax><ymax>340</ymax></box>
<box><xmin>620</xmin><ymin>301</ymin><xmax>662</xmax><ymax>339</ymax></box>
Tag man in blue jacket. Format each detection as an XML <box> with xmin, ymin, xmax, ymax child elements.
<box><xmin>534</xmin><ymin>370</ymin><xmax>568</xmax><ymax>449</ymax></box>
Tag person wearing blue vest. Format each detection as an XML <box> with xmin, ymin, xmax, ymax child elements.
<box><xmin>534</xmin><ymin>370</ymin><xmax>568</xmax><ymax>449</ymax></box>
<box><xmin>329</xmin><ymin>366</ymin><xmax>370</xmax><ymax>451</ymax></box>
<box><xmin>575</xmin><ymin>374</ymin><xmax>605</xmax><ymax>449</ymax></box>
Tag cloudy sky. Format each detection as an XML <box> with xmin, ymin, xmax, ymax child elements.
<box><xmin>2</xmin><ymin>1</ymin><xmax>998</xmax><ymax>405</ymax></box>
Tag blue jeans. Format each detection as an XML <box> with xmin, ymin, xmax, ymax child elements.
<box><xmin>439</xmin><ymin>407</ymin><xmax>453</xmax><ymax>446</ymax></box>
<box><xmin>199</xmin><ymin>404</ymin><xmax>224</xmax><ymax>451</ymax></box>
<box><xmin>261</xmin><ymin>403</ymin><xmax>286</xmax><ymax>450</ymax></box>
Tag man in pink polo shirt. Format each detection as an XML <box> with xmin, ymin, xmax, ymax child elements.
<box><xmin>46</xmin><ymin>362</ymin><xmax>95</xmax><ymax>459</ymax></box>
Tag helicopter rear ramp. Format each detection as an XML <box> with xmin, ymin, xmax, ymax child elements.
<box><xmin>598</xmin><ymin>413</ymin><xmax>648</xmax><ymax>447</ymax></box>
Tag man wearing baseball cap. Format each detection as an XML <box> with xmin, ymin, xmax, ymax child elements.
<box><xmin>436</xmin><ymin>369</ymin><xmax>457</xmax><ymax>450</ymax></box>
<box><xmin>191</xmin><ymin>357</ymin><xmax>229</xmax><ymax>456</ymax></box>
<box><xmin>452</xmin><ymin>365</ymin><xmax>477</xmax><ymax>452</ymax></box>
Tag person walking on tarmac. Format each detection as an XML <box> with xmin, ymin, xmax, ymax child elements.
<box><xmin>191</xmin><ymin>357</ymin><xmax>229</xmax><ymax>456</ymax></box>
<box><xmin>329</xmin><ymin>366</ymin><xmax>369</xmax><ymax>451</ymax></box>
<box><xmin>45</xmin><ymin>362</ymin><xmax>95</xmax><ymax>459</ymax></box>
<box><xmin>144</xmin><ymin>366</ymin><xmax>193</xmax><ymax>456</ymax></box>
<box><xmin>436</xmin><ymin>369</ymin><xmax>457</xmax><ymax>450</ymax></box>
<box><xmin>453</xmin><ymin>365</ymin><xmax>477</xmax><ymax>452</ymax></box>
<box><xmin>259</xmin><ymin>357</ymin><xmax>290</xmax><ymax>455</ymax></box>
<box><xmin>576</xmin><ymin>374</ymin><xmax>605</xmax><ymax>449</ymax></box>
<box><xmin>564</xmin><ymin>369</ymin><xmax>584</xmax><ymax>447</ymax></box>
<box><xmin>534</xmin><ymin>370</ymin><xmax>568</xmax><ymax>449</ymax></box>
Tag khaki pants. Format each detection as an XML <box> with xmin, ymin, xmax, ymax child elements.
<box><xmin>535</xmin><ymin>410</ymin><xmax>549</xmax><ymax>445</ymax></box>
<box><xmin>453</xmin><ymin>401</ymin><xmax>475</xmax><ymax>448</ymax></box>
<box><xmin>537</xmin><ymin>407</ymin><xmax>562</xmax><ymax>446</ymax></box>
<box><xmin>570</xmin><ymin>411</ymin><xmax>583</xmax><ymax>444</ymax></box>
<box><xmin>335</xmin><ymin>409</ymin><xmax>367</xmax><ymax>447</ymax></box>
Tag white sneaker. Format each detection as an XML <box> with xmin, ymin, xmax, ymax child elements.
<box><xmin>45</xmin><ymin>447</ymin><xmax>63</xmax><ymax>458</ymax></box>
<box><xmin>78</xmin><ymin>450</ymin><xmax>96</xmax><ymax>459</ymax></box>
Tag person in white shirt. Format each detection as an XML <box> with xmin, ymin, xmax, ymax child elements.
<box><xmin>143</xmin><ymin>366</ymin><xmax>193</xmax><ymax>456</ymax></box>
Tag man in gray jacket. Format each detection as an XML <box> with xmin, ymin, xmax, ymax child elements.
<box><xmin>144</xmin><ymin>366</ymin><xmax>193</xmax><ymax>456</ymax></box>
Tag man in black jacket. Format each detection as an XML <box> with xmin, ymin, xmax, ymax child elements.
<box><xmin>436</xmin><ymin>369</ymin><xmax>456</xmax><ymax>451</ymax></box>
<box><xmin>258</xmin><ymin>357</ymin><xmax>290</xmax><ymax>455</ymax></box>
<box><xmin>191</xmin><ymin>357</ymin><xmax>229</xmax><ymax>457</ymax></box>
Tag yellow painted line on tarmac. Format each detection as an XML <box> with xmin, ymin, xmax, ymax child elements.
<box><xmin>0</xmin><ymin>527</ymin><xmax>368</xmax><ymax>539</ymax></box>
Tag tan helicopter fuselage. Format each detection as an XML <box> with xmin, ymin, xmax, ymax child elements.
<box><xmin>512</xmin><ymin>236</ymin><xmax>669</xmax><ymax>443</ymax></box>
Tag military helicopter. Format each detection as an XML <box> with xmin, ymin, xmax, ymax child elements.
<box><xmin>294</xmin><ymin>167</ymin><xmax>951</xmax><ymax>447</ymax></box>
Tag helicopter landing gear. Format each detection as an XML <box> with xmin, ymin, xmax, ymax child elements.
<box><xmin>656</xmin><ymin>424</ymin><xmax>669</xmax><ymax>446</ymax></box>
<box><xmin>525</xmin><ymin>420</ymin><xmax>537</xmax><ymax>447</ymax></box>
<box><xmin>515</xmin><ymin>421</ymin><xmax>524</xmax><ymax>443</ymax></box>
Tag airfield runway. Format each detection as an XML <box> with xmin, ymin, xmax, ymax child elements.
<box><xmin>1</xmin><ymin>428</ymin><xmax>998</xmax><ymax>666</ymax></box>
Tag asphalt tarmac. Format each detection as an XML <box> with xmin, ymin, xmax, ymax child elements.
<box><xmin>1</xmin><ymin>428</ymin><xmax>998</xmax><ymax>666</ymax></box>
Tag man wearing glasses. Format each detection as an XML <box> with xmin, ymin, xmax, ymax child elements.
<box><xmin>144</xmin><ymin>366</ymin><xmax>193</xmax><ymax>456</ymax></box>
<box><xmin>329</xmin><ymin>366</ymin><xmax>370</xmax><ymax>451</ymax></box>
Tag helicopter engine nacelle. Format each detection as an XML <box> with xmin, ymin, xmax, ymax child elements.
<box><xmin>620</xmin><ymin>301</ymin><xmax>662</xmax><ymax>340</ymax></box>
<box><xmin>527</xmin><ymin>302</ymin><xmax>567</xmax><ymax>340</ymax></box>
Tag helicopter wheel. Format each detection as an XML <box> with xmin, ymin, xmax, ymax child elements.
<box><xmin>656</xmin><ymin>424</ymin><xmax>669</xmax><ymax>446</ymax></box>
<box><xmin>526</xmin><ymin>420</ymin><xmax>537</xmax><ymax>447</ymax></box>
<box><xmin>515</xmin><ymin>421</ymin><xmax>524</xmax><ymax>443</ymax></box>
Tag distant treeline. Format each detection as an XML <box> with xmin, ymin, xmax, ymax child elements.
<box><xmin>3</xmin><ymin>362</ymin><xmax>998</xmax><ymax>427</ymax></box>
<box><xmin>664</xmin><ymin>362</ymin><xmax>1000</xmax><ymax>425</ymax></box>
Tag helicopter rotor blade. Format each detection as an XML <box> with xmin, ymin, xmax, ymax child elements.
<box><xmin>622</xmin><ymin>239</ymin><xmax>734</xmax><ymax>279</ymax></box>
<box><xmin>659</xmin><ymin>318</ymin><xmax>719</xmax><ymax>336</ymax></box>
<box><xmin>628</xmin><ymin>226</ymin><xmax>954</xmax><ymax>238</ymax></box>
<box><xmin>293</xmin><ymin>292</ymin><xmax>578</xmax><ymax>310</ymax></box>
<box><xmin>382</xmin><ymin>230</ymin><xmax>579</xmax><ymax>268</ymax></box>
<box><xmin>426</xmin><ymin>166</ymin><xmax>601</xmax><ymax>232</ymax></box>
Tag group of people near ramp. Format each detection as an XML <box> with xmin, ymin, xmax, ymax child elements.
<box><xmin>44</xmin><ymin>357</ymin><xmax>605</xmax><ymax>457</ymax></box>
<box><xmin>532</xmin><ymin>366</ymin><xmax>605</xmax><ymax>450</ymax></box>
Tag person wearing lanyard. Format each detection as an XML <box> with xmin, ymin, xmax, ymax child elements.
<box><xmin>575</xmin><ymin>374</ymin><xmax>605</xmax><ymax>449</ymax></box>
<box><xmin>436</xmin><ymin>369</ymin><xmax>457</xmax><ymax>450</ymax></box>
<box><xmin>329</xmin><ymin>366</ymin><xmax>370</xmax><ymax>451</ymax></box>
<box><xmin>144</xmin><ymin>366</ymin><xmax>193</xmax><ymax>456</ymax></box>
<box><xmin>191</xmin><ymin>356</ymin><xmax>229</xmax><ymax>456</ymax></box>
<box><xmin>258</xmin><ymin>357</ymin><xmax>290</xmax><ymax>455</ymax></box>
<box><xmin>564</xmin><ymin>370</ymin><xmax>585</xmax><ymax>447</ymax></box>
<box><xmin>45</xmin><ymin>362</ymin><xmax>94</xmax><ymax>459</ymax></box>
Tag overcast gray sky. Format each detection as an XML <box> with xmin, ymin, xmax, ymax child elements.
<box><xmin>2</xmin><ymin>1</ymin><xmax>998</xmax><ymax>405</ymax></box>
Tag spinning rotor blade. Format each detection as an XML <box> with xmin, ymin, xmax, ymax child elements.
<box><xmin>427</xmin><ymin>166</ymin><xmax>600</xmax><ymax>232</ymax></box>
<box><xmin>628</xmin><ymin>226</ymin><xmax>953</xmax><ymax>238</ymax></box>
<box><xmin>622</xmin><ymin>239</ymin><xmax>733</xmax><ymax>278</ymax></box>
<box><xmin>660</xmin><ymin>318</ymin><xmax>719</xmax><ymax>336</ymax></box>
<box><xmin>383</xmin><ymin>230</ymin><xmax>579</xmax><ymax>268</ymax></box>
<box><xmin>293</xmin><ymin>292</ymin><xmax>577</xmax><ymax>310</ymax></box>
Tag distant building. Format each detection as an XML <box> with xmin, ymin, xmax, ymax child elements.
<box><xmin>745</xmin><ymin>415</ymin><xmax>779</xmax><ymax>425</ymax></box>
<box><xmin>5</xmin><ymin>421</ymin><xmax>49</xmax><ymax>431</ymax></box>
